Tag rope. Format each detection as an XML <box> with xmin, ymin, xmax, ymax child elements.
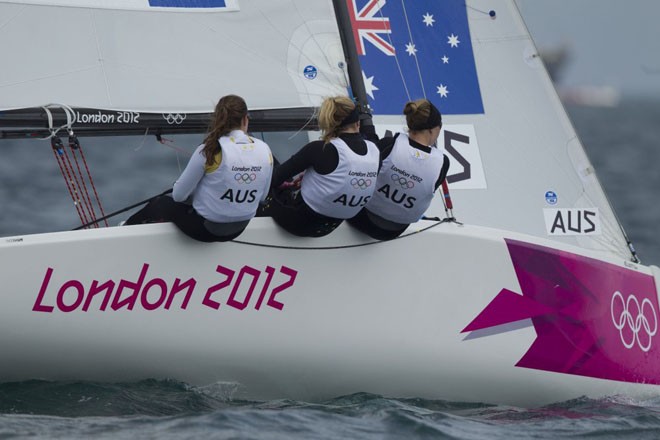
<box><xmin>67</xmin><ymin>142</ymin><xmax>98</xmax><ymax>227</ymax></box>
<box><xmin>70</xmin><ymin>134</ymin><xmax>109</xmax><ymax>227</ymax></box>
<box><xmin>59</xmin><ymin>106</ymin><xmax>99</xmax><ymax>226</ymax></box>
<box><xmin>52</xmin><ymin>138</ymin><xmax>88</xmax><ymax>226</ymax></box>
<box><xmin>39</xmin><ymin>103</ymin><xmax>76</xmax><ymax>139</ymax></box>
<box><xmin>156</xmin><ymin>134</ymin><xmax>194</xmax><ymax>155</ymax></box>
<box><xmin>466</xmin><ymin>5</ymin><xmax>496</xmax><ymax>17</ymax></box>
<box><xmin>60</xmin><ymin>145</ymin><xmax>93</xmax><ymax>226</ymax></box>
<box><xmin>73</xmin><ymin>188</ymin><xmax>173</xmax><ymax>230</ymax></box>
<box><xmin>230</xmin><ymin>217</ymin><xmax>452</xmax><ymax>250</ymax></box>
<box><xmin>40</xmin><ymin>104</ymin><xmax>110</xmax><ymax>228</ymax></box>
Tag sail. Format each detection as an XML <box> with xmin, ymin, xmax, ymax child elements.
<box><xmin>0</xmin><ymin>0</ymin><xmax>346</xmax><ymax>113</ymax></box>
<box><xmin>351</xmin><ymin>0</ymin><xmax>634</xmax><ymax>260</ymax></box>
<box><xmin>0</xmin><ymin>0</ymin><xmax>636</xmax><ymax>261</ymax></box>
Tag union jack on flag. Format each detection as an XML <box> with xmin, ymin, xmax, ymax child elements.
<box><xmin>349</xmin><ymin>0</ymin><xmax>484</xmax><ymax>115</ymax></box>
<box><xmin>348</xmin><ymin>0</ymin><xmax>394</xmax><ymax>56</ymax></box>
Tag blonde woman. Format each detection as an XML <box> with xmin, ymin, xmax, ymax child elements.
<box><xmin>126</xmin><ymin>95</ymin><xmax>273</xmax><ymax>242</ymax></box>
<box><xmin>348</xmin><ymin>99</ymin><xmax>449</xmax><ymax>240</ymax></box>
<box><xmin>268</xmin><ymin>96</ymin><xmax>380</xmax><ymax>237</ymax></box>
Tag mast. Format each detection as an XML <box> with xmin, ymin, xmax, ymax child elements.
<box><xmin>332</xmin><ymin>0</ymin><xmax>375</xmax><ymax>130</ymax></box>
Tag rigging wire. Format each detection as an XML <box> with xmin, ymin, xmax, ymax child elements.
<box><xmin>375</xmin><ymin>0</ymin><xmax>411</xmax><ymax>101</ymax></box>
<box><xmin>286</xmin><ymin>108</ymin><xmax>319</xmax><ymax>141</ymax></box>
<box><xmin>465</xmin><ymin>4</ymin><xmax>496</xmax><ymax>18</ymax></box>
<box><xmin>399</xmin><ymin>0</ymin><xmax>427</xmax><ymax>99</ymax></box>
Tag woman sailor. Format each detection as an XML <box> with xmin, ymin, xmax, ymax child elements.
<box><xmin>267</xmin><ymin>96</ymin><xmax>380</xmax><ymax>237</ymax></box>
<box><xmin>348</xmin><ymin>99</ymin><xmax>449</xmax><ymax>240</ymax></box>
<box><xmin>125</xmin><ymin>94</ymin><xmax>273</xmax><ymax>242</ymax></box>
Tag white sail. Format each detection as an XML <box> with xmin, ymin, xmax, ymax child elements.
<box><xmin>0</xmin><ymin>0</ymin><xmax>347</xmax><ymax>112</ymax></box>
<box><xmin>0</xmin><ymin>0</ymin><xmax>633</xmax><ymax>261</ymax></box>
<box><xmin>361</xmin><ymin>0</ymin><xmax>634</xmax><ymax>260</ymax></box>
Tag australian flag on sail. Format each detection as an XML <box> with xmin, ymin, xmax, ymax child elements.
<box><xmin>349</xmin><ymin>0</ymin><xmax>484</xmax><ymax>115</ymax></box>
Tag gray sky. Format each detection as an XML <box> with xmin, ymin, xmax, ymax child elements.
<box><xmin>515</xmin><ymin>0</ymin><xmax>660</xmax><ymax>97</ymax></box>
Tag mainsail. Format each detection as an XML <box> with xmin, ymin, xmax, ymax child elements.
<box><xmin>0</xmin><ymin>0</ymin><xmax>347</xmax><ymax>134</ymax></box>
<box><xmin>0</xmin><ymin>0</ymin><xmax>637</xmax><ymax>262</ymax></box>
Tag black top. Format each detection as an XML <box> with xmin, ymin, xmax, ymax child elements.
<box><xmin>271</xmin><ymin>132</ymin><xmax>375</xmax><ymax>188</ymax></box>
<box><xmin>271</xmin><ymin>127</ymin><xmax>449</xmax><ymax>191</ymax></box>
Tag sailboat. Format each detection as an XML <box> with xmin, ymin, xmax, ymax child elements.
<box><xmin>1</xmin><ymin>0</ymin><xmax>659</xmax><ymax>407</ymax></box>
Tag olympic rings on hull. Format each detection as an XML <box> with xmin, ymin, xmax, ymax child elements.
<box><xmin>611</xmin><ymin>291</ymin><xmax>658</xmax><ymax>352</ymax></box>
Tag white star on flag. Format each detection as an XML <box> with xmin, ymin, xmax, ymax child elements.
<box><xmin>422</xmin><ymin>13</ymin><xmax>435</xmax><ymax>26</ymax></box>
<box><xmin>405</xmin><ymin>42</ymin><xmax>417</xmax><ymax>56</ymax></box>
<box><xmin>362</xmin><ymin>71</ymin><xmax>379</xmax><ymax>99</ymax></box>
<box><xmin>442</xmin><ymin>55</ymin><xmax>449</xmax><ymax>64</ymax></box>
<box><xmin>447</xmin><ymin>33</ymin><xmax>460</xmax><ymax>48</ymax></box>
<box><xmin>436</xmin><ymin>84</ymin><xmax>449</xmax><ymax>97</ymax></box>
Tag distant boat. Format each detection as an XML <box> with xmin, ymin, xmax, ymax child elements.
<box><xmin>0</xmin><ymin>0</ymin><xmax>657</xmax><ymax>407</ymax></box>
<box><xmin>540</xmin><ymin>44</ymin><xmax>620</xmax><ymax>107</ymax></box>
<box><xmin>558</xmin><ymin>85</ymin><xmax>621</xmax><ymax>108</ymax></box>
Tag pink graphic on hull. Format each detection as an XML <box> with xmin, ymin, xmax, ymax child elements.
<box><xmin>462</xmin><ymin>239</ymin><xmax>660</xmax><ymax>385</ymax></box>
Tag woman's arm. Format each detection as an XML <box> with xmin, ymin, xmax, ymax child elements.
<box><xmin>271</xmin><ymin>140</ymin><xmax>329</xmax><ymax>187</ymax></box>
<box><xmin>172</xmin><ymin>146</ymin><xmax>207</xmax><ymax>202</ymax></box>
<box><xmin>434</xmin><ymin>154</ymin><xmax>451</xmax><ymax>191</ymax></box>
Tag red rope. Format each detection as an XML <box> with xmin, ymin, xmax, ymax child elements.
<box><xmin>70</xmin><ymin>136</ymin><xmax>108</xmax><ymax>227</ymax></box>
<box><xmin>61</xmin><ymin>146</ymin><xmax>94</xmax><ymax>227</ymax></box>
<box><xmin>68</xmin><ymin>147</ymin><xmax>98</xmax><ymax>227</ymax></box>
<box><xmin>52</xmin><ymin>139</ymin><xmax>87</xmax><ymax>226</ymax></box>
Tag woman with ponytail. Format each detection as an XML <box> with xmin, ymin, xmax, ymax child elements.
<box><xmin>267</xmin><ymin>96</ymin><xmax>380</xmax><ymax>237</ymax></box>
<box><xmin>348</xmin><ymin>99</ymin><xmax>450</xmax><ymax>240</ymax></box>
<box><xmin>125</xmin><ymin>95</ymin><xmax>273</xmax><ymax>242</ymax></box>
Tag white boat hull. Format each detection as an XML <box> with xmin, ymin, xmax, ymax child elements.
<box><xmin>1</xmin><ymin>219</ymin><xmax>659</xmax><ymax>406</ymax></box>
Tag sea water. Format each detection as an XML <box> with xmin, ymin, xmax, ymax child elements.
<box><xmin>0</xmin><ymin>97</ymin><xmax>660</xmax><ymax>438</ymax></box>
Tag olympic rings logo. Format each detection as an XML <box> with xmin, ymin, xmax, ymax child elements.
<box><xmin>391</xmin><ymin>173</ymin><xmax>414</xmax><ymax>189</ymax></box>
<box><xmin>350</xmin><ymin>178</ymin><xmax>372</xmax><ymax>190</ymax></box>
<box><xmin>234</xmin><ymin>173</ymin><xmax>257</xmax><ymax>184</ymax></box>
<box><xmin>610</xmin><ymin>291</ymin><xmax>658</xmax><ymax>352</ymax></box>
<box><xmin>162</xmin><ymin>113</ymin><xmax>187</xmax><ymax>125</ymax></box>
